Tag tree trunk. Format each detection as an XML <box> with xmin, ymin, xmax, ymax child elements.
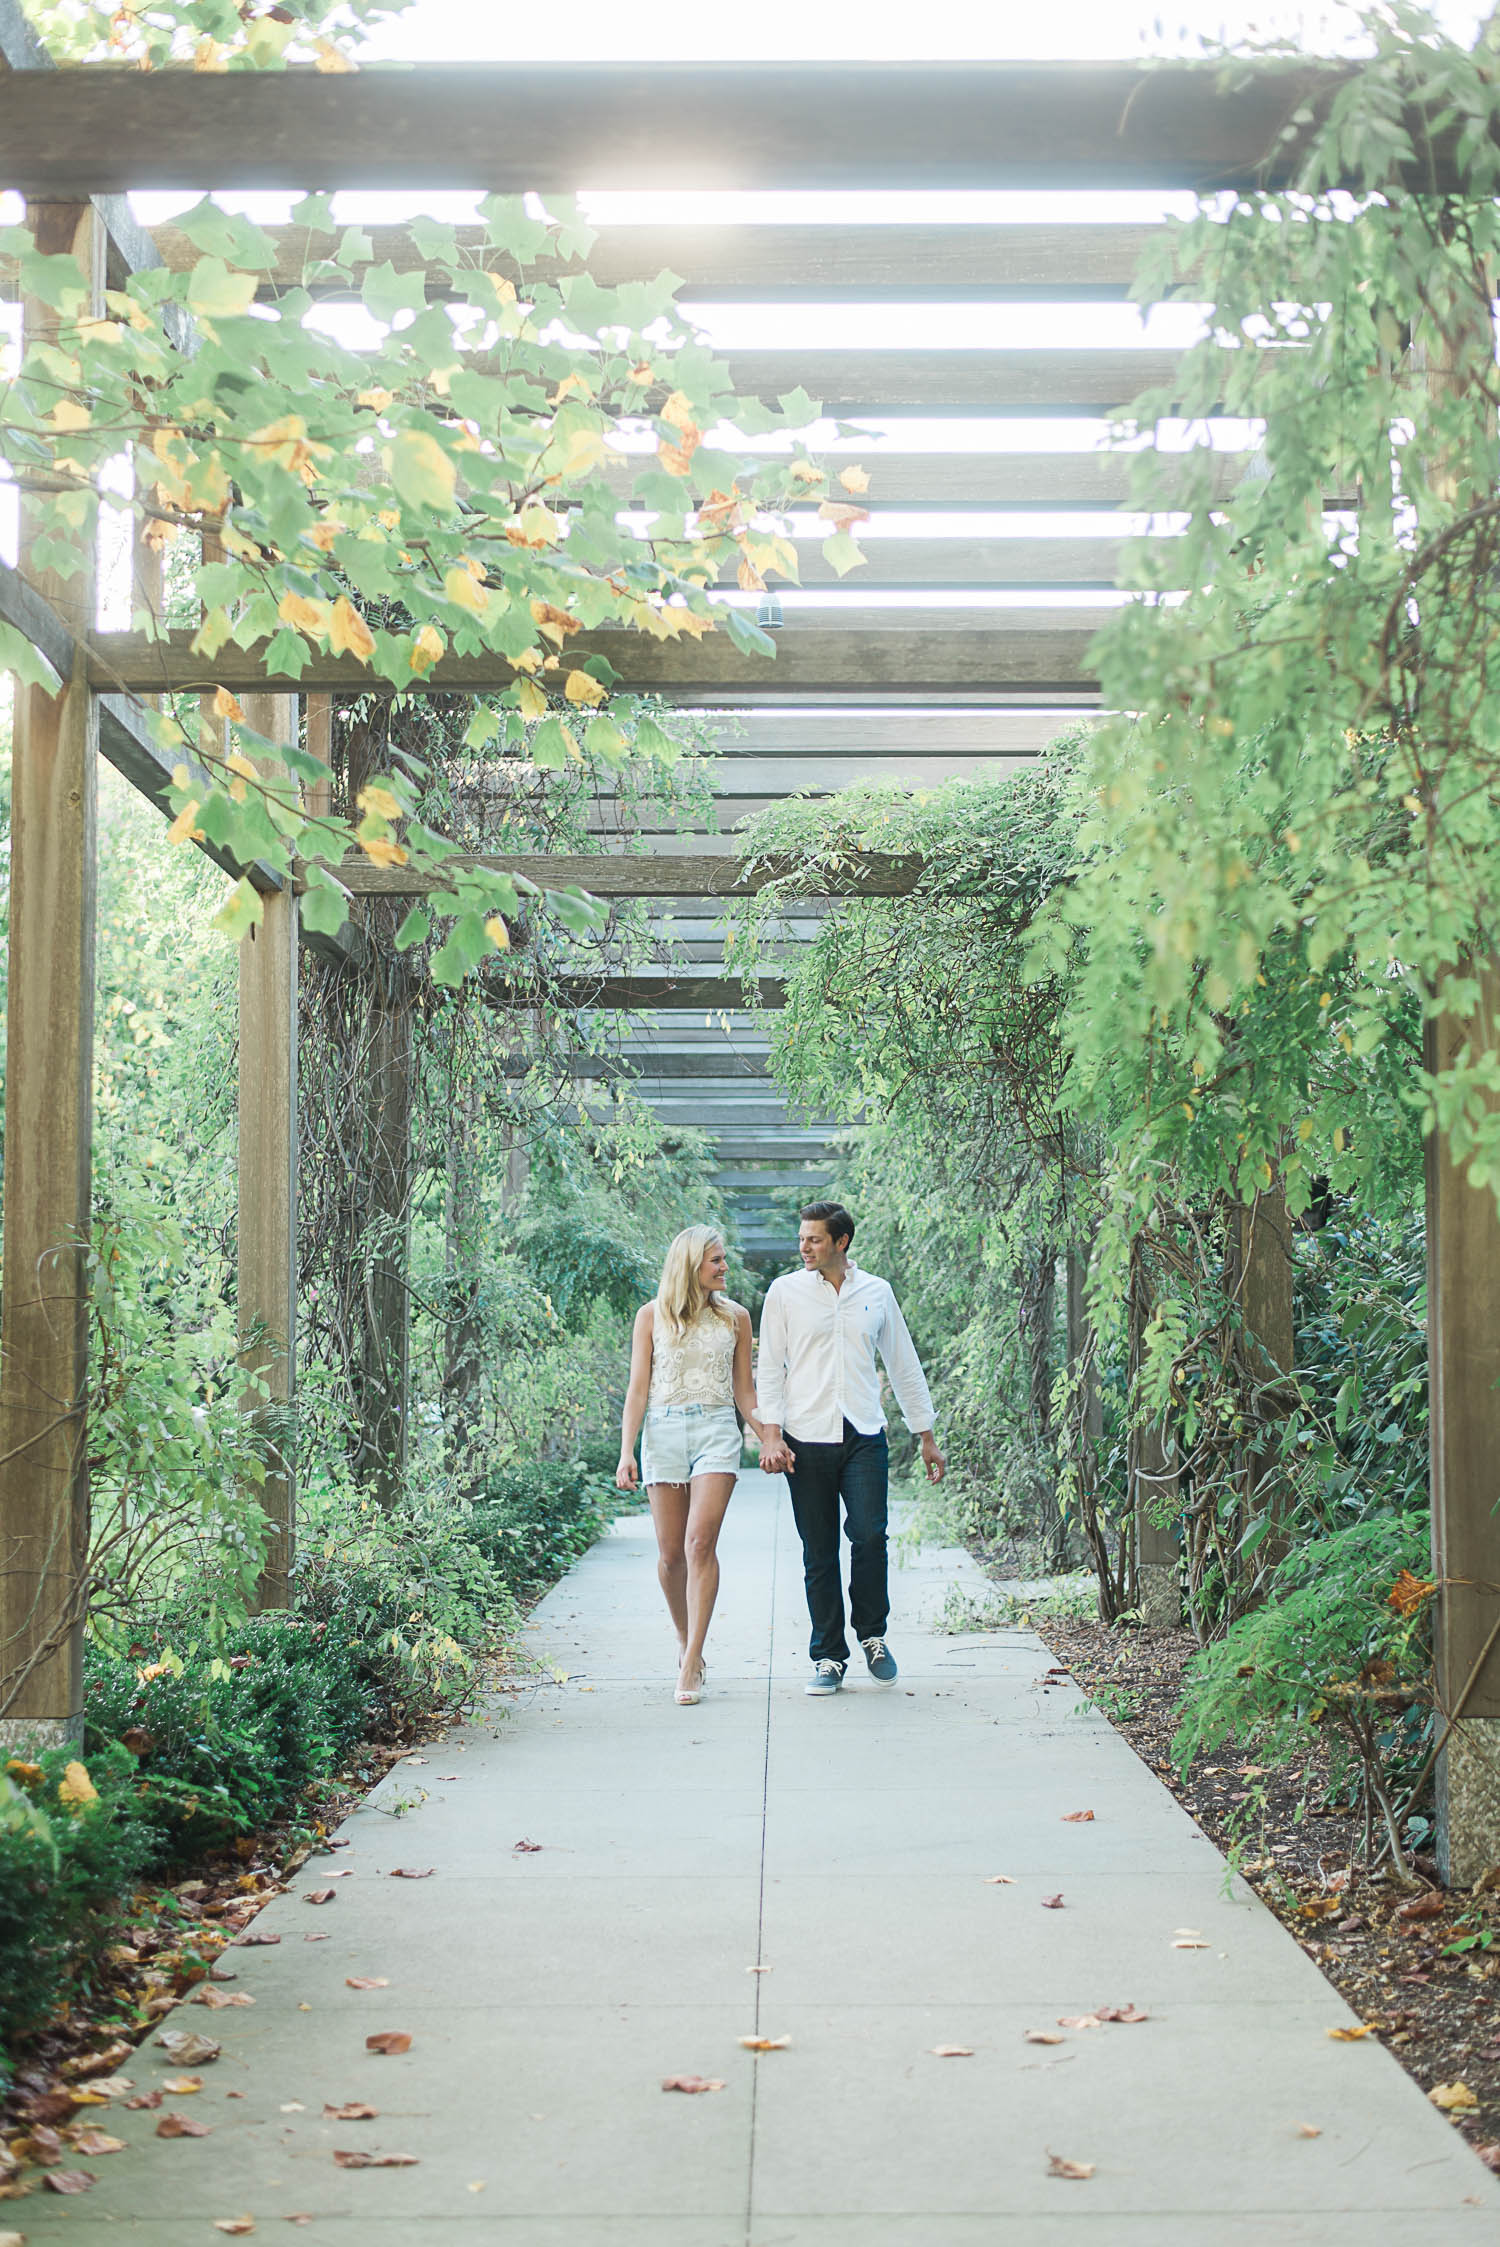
<box><xmin>1019</xmin><ymin>1245</ymin><xmax>1064</xmax><ymax>1572</ymax></box>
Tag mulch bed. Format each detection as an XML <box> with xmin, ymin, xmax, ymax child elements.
<box><xmin>1038</xmin><ymin>1616</ymin><xmax>1500</xmax><ymax>2166</ymax></box>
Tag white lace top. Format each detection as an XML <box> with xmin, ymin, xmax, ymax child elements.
<box><xmin>648</xmin><ymin>1305</ymin><xmax>738</xmax><ymax>1410</ymax></box>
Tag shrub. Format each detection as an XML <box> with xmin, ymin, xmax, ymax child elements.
<box><xmin>468</xmin><ymin>1458</ymin><xmax>614</xmax><ymax>1600</ymax></box>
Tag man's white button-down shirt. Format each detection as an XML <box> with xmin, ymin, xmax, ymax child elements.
<box><xmin>756</xmin><ymin>1263</ymin><xmax>935</xmax><ymax>1443</ymax></box>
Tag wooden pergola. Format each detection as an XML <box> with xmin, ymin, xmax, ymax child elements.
<box><xmin>2</xmin><ymin>16</ymin><xmax>1496</xmax><ymax>1883</ymax></box>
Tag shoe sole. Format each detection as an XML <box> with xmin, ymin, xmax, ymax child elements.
<box><xmin>804</xmin><ymin>1681</ymin><xmax>843</xmax><ymax>1696</ymax></box>
<box><xmin>866</xmin><ymin>1671</ymin><xmax>898</xmax><ymax>1686</ymax></box>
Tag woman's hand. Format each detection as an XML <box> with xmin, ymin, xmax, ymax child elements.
<box><xmin>616</xmin><ymin>1454</ymin><xmax>640</xmax><ymax>1492</ymax></box>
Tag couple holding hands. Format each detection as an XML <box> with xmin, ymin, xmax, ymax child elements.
<box><xmin>616</xmin><ymin>1203</ymin><xmax>945</xmax><ymax>1706</ymax></box>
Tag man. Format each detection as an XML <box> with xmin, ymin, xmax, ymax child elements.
<box><xmin>757</xmin><ymin>1202</ymin><xmax>945</xmax><ymax>1696</ymax></box>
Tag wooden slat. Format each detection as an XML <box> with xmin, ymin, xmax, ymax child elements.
<box><xmin>721</xmin><ymin>347</ymin><xmax>1179</xmax><ymax>416</ymax></box>
<box><xmin>323</xmin><ymin>848</ymin><xmax>919</xmax><ymax>899</ymax></box>
<box><xmin>87</xmin><ymin>616</ymin><xmax>1103</xmax><ymax>697</ymax></box>
<box><xmin>151</xmin><ymin>220</ymin><xmax>1163</xmax><ymax>301</ymax></box>
<box><xmin>0</xmin><ymin>60</ymin><xmax>1365</xmax><ymax>194</ymax></box>
<box><xmin>700</xmin><ymin>711</ymin><xmax>1090</xmax><ymax>750</ymax></box>
<box><xmin>554</xmin><ymin>975</ymin><xmax>785</xmax><ymax>1009</ymax></box>
<box><xmin>605</xmin><ymin>753</ymin><xmax>1043</xmax><ymax>794</ymax></box>
<box><xmin>720</xmin><ymin>538</ymin><xmax>1131</xmax><ymax>586</ymax></box>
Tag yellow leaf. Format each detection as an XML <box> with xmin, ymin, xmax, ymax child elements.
<box><xmin>530</xmin><ymin>598</ymin><xmax>582</xmax><ymax>641</ymax></box>
<box><xmin>212</xmin><ymin>686</ymin><xmax>245</xmax><ymax>723</ymax></box>
<box><xmin>839</xmin><ymin>464</ymin><xmax>871</xmax><ymax>495</ymax></box>
<box><xmin>409</xmin><ymin>623</ymin><xmax>445</xmax><ymax>675</ymax></box>
<box><xmin>483</xmin><ymin>271</ymin><xmax>518</xmax><ymax>306</ymax></box>
<box><xmin>516</xmin><ymin>678</ymin><xmax>547</xmax><ymax>721</ymax></box>
<box><xmin>166</xmin><ymin>800</ymin><xmax>203</xmax><ymax>845</ymax></box>
<box><xmin>559</xmin><ymin>424</ymin><xmax>609</xmax><ymax>478</ymax></box>
<box><xmin>277</xmin><ymin>591</ymin><xmax>332</xmax><ymax>637</ymax></box>
<box><xmin>1326</xmin><ymin>2024</ymin><xmax>1374</xmax><ymax>2041</ymax></box>
<box><xmin>444</xmin><ymin>566</ymin><xmax>487</xmax><ymax>614</ymax></box>
<box><xmin>357</xmin><ymin>836</ymin><xmax>409</xmax><ymax>869</ymax></box>
<box><xmin>357</xmin><ymin>785</ymin><xmax>403</xmax><ymax>823</ymax></box>
<box><xmin>226</xmin><ymin>751</ymin><xmax>257</xmax><ymax>781</ymax></box>
<box><xmin>550</xmin><ymin>371</ymin><xmax>594</xmax><ymax>405</ymax></box>
<box><xmin>661</xmin><ymin>390</ymin><xmax>698</xmax><ymax>435</ymax></box>
<box><xmin>564</xmin><ymin>667</ymin><xmax>606</xmax><ymax>708</ymax></box>
<box><xmin>789</xmin><ymin>459</ymin><xmax>825</xmax><ymax>486</ymax></box>
<box><xmin>6</xmin><ymin>1759</ymin><xmax>42</xmax><ymax>1787</ymax></box>
<box><xmin>193</xmin><ymin>34</ymin><xmax>226</xmax><ymax>69</ymax></box>
<box><xmin>313</xmin><ymin>37</ymin><xmax>355</xmax><ymax>70</ymax></box>
<box><xmin>507</xmin><ymin>503</ymin><xmax>561</xmax><ymax>549</ymax></box>
<box><xmin>328</xmin><ymin>596</ymin><xmax>375</xmax><ymax>662</ymax></box>
<box><xmin>1430</xmin><ymin>2080</ymin><xmax>1479</xmax><ymax>2111</ymax></box>
<box><xmin>358</xmin><ymin>388</ymin><xmax>393</xmax><ymax>414</ymax></box>
<box><xmin>484</xmin><ymin>915</ymin><xmax>510</xmax><ymax>950</ymax></box>
<box><xmin>48</xmin><ymin>399</ymin><xmax>92</xmax><ymax>433</ymax></box>
<box><xmin>737</xmin><ymin>553</ymin><xmax>766</xmax><ymax>593</ymax></box>
<box><xmin>818</xmin><ymin>500</ymin><xmax>870</xmax><ymax>531</ymax></box>
<box><xmin>58</xmin><ymin>1760</ymin><xmax>98</xmax><ymax>1806</ymax></box>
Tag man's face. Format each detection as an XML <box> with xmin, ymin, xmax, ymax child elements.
<box><xmin>798</xmin><ymin>1220</ymin><xmax>844</xmax><ymax>1273</ymax></box>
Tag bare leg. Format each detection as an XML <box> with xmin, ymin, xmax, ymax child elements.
<box><xmin>648</xmin><ymin>1482</ymin><xmax>691</xmax><ymax>1656</ymax></box>
<box><xmin>680</xmin><ymin>1473</ymin><xmax>736</xmax><ymax>1688</ymax></box>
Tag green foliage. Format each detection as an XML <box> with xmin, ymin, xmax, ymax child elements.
<box><xmin>25</xmin><ymin>0</ymin><xmax>413</xmax><ymax>69</ymax></box>
<box><xmin>468</xmin><ymin>1458</ymin><xmax>615</xmax><ymax>1601</ymax></box>
<box><xmin>0</xmin><ymin>1750</ymin><xmax>154</xmax><ymax>2052</ymax></box>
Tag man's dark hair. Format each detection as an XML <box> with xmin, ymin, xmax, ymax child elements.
<box><xmin>800</xmin><ymin>1200</ymin><xmax>855</xmax><ymax>1249</ymax></box>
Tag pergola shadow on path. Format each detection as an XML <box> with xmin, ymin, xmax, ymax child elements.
<box><xmin>1</xmin><ymin>15</ymin><xmax>1499</xmax><ymax>1904</ymax></box>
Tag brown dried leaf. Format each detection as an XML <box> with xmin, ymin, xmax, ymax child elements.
<box><xmin>124</xmin><ymin>2090</ymin><xmax>165</xmax><ymax>2110</ymax></box>
<box><xmin>25</xmin><ymin>2090</ymin><xmax>77</xmax><ymax>2124</ymax></box>
<box><xmin>332</xmin><ymin>2150</ymin><xmax>419</xmax><ymax>2169</ymax></box>
<box><xmin>212</xmin><ymin>2221</ymin><xmax>256</xmax><ymax>2236</ymax></box>
<box><xmin>1095</xmin><ymin>2004</ymin><xmax>1149</xmax><ymax>2024</ymax></box>
<box><xmin>365</xmin><ymin>2033</ymin><xmax>412</xmax><ymax>2057</ymax></box>
<box><xmin>983</xmin><ymin>1875</ymin><xmax>1016</xmax><ymax>1885</ymax></box>
<box><xmin>43</xmin><ymin>2169</ymin><xmax>96</xmax><ymax>2195</ymax></box>
<box><xmin>323</xmin><ymin>2102</ymin><xmax>378</xmax><ymax>2121</ymax></box>
<box><xmin>1397</xmin><ymin>1890</ymin><xmax>1447</xmax><ymax>1923</ymax></box>
<box><xmin>1046</xmin><ymin>2153</ymin><xmax>1095</xmax><ymax>2181</ymax></box>
<box><xmin>1327</xmin><ymin>2025</ymin><xmax>1375</xmax><ymax>2041</ymax></box>
<box><xmin>817</xmin><ymin>500</ymin><xmax>870</xmax><ymax>531</ymax></box>
<box><xmin>193</xmin><ymin>1987</ymin><xmax>255</xmax><ymax>2010</ymax></box>
<box><xmin>1058</xmin><ymin>2016</ymin><xmax>1102</xmax><ymax>2030</ymax></box>
<box><xmin>18</xmin><ymin>2126</ymin><xmax>64</xmax><ymax>2165</ymax></box>
<box><xmin>62</xmin><ymin>2042</ymin><xmax>130</xmax><ymax>2080</ymax></box>
<box><xmin>737</xmin><ymin>2035</ymin><xmax>790</xmax><ymax>2052</ymax></box>
<box><xmin>236</xmin><ymin>1932</ymin><xmax>281</xmax><ymax>1947</ymax></box>
<box><xmin>512</xmin><ymin>1840</ymin><xmax>543</xmax><ymax>1854</ymax></box>
<box><xmin>929</xmin><ymin>2045</ymin><xmax>974</xmax><ymax>2058</ymax></box>
<box><xmin>1041</xmin><ymin>1894</ymin><xmax>1065</xmax><ymax>1909</ymax></box>
<box><xmin>156</xmin><ymin>2113</ymin><xmax>213</xmax><ymax>2139</ymax></box>
<box><xmin>1024</xmin><ymin>2030</ymin><xmax>1066</xmax><ymax>2045</ymax></box>
<box><xmin>1475</xmin><ymin>2141</ymin><xmax>1500</xmax><ymax>2172</ymax></box>
<box><xmin>1172</xmin><ymin>1934</ymin><xmax>1210</xmax><ymax>1950</ymax></box>
<box><xmin>1061</xmin><ymin>1810</ymin><xmax>1096</xmax><ymax>1823</ymax></box>
<box><xmin>304</xmin><ymin>1889</ymin><xmax>336</xmax><ymax>1906</ymax></box>
<box><xmin>161</xmin><ymin>2075</ymin><xmax>203</xmax><ymax>2094</ymax></box>
<box><xmin>1295</xmin><ymin>2123</ymin><xmax>1323</xmax><ymax>2138</ymax></box>
<box><xmin>345</xmin><ymin>1978</ymin><xmax>389</xmax><ymax>1990</ymax></box>
<box><xmin>661</xmin><ymin>2076</ymin><xmax>726</xmax><ymax>2094</ymax></box>
<box><xmin>157</xmin><ymin>2031</ymin><xmax>221</xmax><ymax>2066</ymax></box>
<box><xmin>66</xmin><ymin>2129</ymin><xmax>124</xmax><ymax>2156</ymax></box>
<box><xmin>389</xmin><ymin>1867</ymin><xmax>435</xmax><ymax>1879</ymax></box>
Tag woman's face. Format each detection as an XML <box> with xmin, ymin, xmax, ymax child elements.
<box><xmin>699</xmin><ymin>1239</ymin><xmax>728</xmax><ymax>1290</ymax></box>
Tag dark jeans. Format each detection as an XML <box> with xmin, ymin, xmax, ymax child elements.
<box><xmin>785</xmin><ymin>1419</ymin><xmax>889</xmax><ymax>1663</ymax></box>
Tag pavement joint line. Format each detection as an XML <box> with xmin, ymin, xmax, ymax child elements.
<box><xmin>745</xmin><ymin>1478</ymin><xmax>780</xmax><ymax>2245</ymax></box>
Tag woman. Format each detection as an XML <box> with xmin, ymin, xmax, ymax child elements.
<box><xmin>617</xmin><ymin>1226</ymin><xmax>763</xmax><ymax>1704</ymax></box>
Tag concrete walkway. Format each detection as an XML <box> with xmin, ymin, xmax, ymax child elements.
<box><xmin>27</xmin><ymin>1473</ymin><xmax>1500</xmax><ymax>2243</ymax></box>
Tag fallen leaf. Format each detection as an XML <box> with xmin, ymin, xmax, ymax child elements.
<box><xmin>280</xmin><ymin>2103</ymin><xmax>305</xmax><ymax>2114</ymax></box>
<box><xmin>194</xmin><ymin>1987</ymin><xmax>255</xmax><ymax>2010</ymax></box>
<box><xmin>1061</xmin><ymin>1810</ymin><xmax>1096</xmax><ymax>1823</ymax></box>
<box><xmin>304</xmin><ymin>1934</ymin><xmax>330</xmax><ymax>1943</ymax></box>
<box><xmin>1046</xmin><ymin>2153</ymin><xmax>1095</xmax><ymax>2180</ymax></box>
<box><xmin>324</xmin><ymin>2102</ymin><xmax>378</xmax><ymax>2121</ymax></box>
<box><xmin>389</xmin><ymin>1867</ymin><xmax>434</xmax><ymax>1880</ymax></box>
<box><xmin>157</xmin><ymin>2032</ymin><xmax>221</xmax><ymax>2067</ymax></box>
<box><xmin>929</xmin><ymin>2045</ymin><xmax>974</xmax><ymax>2058</ymax></box>
<box><xmin>237</xmin><ymin>1932</ymin><xmax>280</xmax><ymax>1947</ymax></box>
<box><xmin>1095</xmin><ymin>2005</ymin><xmax>1149</xmax><ymax>2024</ymax></box>
<box><xmin>512</xmin><ymin>1840</ymin><xmax>543</xmax><ymax>1854</ymax></box>
<box><xmin>365</xmin><ymin>2033</ymin><xmax>412</xmax><ymax>2057</ymax></box>
<box><xmin>1475</xmin><ymin>2142</ymin><xmax>1500</xmax><ymax>2172</ymax></box>
<box><xmin>85</xmin><ymin>2075</ymin><xmax>134</xmax><ymax>2099</ymax></box>
<box><xmin>157</xmin><ymin>2113</ymin><xmax>213</xmax><ymax>2139</ymax></box>
<box><xmin>737</xmin><ymin>2036</ymin><xmax>791</xmax><ymax>2051</ymax></box>
<box><xmin>332</xmin><ymin>2150</ymin><xmax>419</xmax><ymax>2169</ymax></box>
<box><xmin>1397</xmin><ymin>1891</ymin><xmax>1448</xmax><ymax>1923</ymax></box>
<box><xmin>1058</xmin><ymin>2015</ymin><xmax>1102</xmax><ymax>2030</ymax></box>
<box><xmin>125</xmin><ymin>2090</ymin><xmax>165</xmax><ymax>2110</ymax></box>
<box><xmin>66</xmin><ymin>2129</ymin><xmax>124</xmax><ymax>2156</ymax></box>
<box><xmin>213</xmin><ymin>2221</ymin><xmax>256</xmax><ymax>2236</ymax></box>
<box><xmin>983</xmin><ymin>1875</ymin><xmax>1016</xmax><ymax>1885</ymax></box>
<box><xmin>43</xmin><ymin>2170</ymin><xmax>96</xmax><ymax>2194</ymax></box>
<box><xmin>345</xmin><ymin>1977</ymin><xmax>390</xmax><ymax>1990</ymax></box>
<box><xmin>304</xmin><ymin>1889</ymin><xmax>336</xmax><ymax>1906</ymax></box>
<box><xmin>1172</xmin><ymin>1934</ymin><xmax>1210</xmax><ymax>1950</ymax></box>
<box><xmin>1327</xmin><ymin>2025</ymin><xmax>1375</xmax><ymax>2041</ymax></box>
<box><xmin>1430</xmin><ymin>2080</ymin><xmax>1479</xmax><ymax>2112</ymax></box>
<box><xmin>661</xmin><ymin>2075</ymin><xmax>726</xmax><ymax>2093</ymax></box>
<box><xmin>63</xmin><ymin>2041</ymin><xmax>130</xmax><ymax>2080</ymax></box>
<box><xmin>1025</xmin><ymin>2030</ymin><xmax>1066</xmax><ymax>2045</ymax></box>
<box><xmin>1041</xmin><ymin>1894</ymin><xmax>1066</xmax><ymax>1909</ymax></box>
<box><xmin>746</xmin><ymin>1964</ymin><xmax>773</xmax><ymax>1974</ymax></box>
<box><xmin>1295</xmin><ymin>2123</ymin><xmax>1322</xmax><ymax>2138</ymax></box>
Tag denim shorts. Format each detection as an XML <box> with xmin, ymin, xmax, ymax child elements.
<box><xmin>641</xmin><ymin>1403</ymin><xmax>742</xmax><ymax>1485</ymax></box>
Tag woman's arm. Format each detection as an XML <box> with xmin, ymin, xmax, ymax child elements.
<box><xmin>731</xmin><ymin>1306</ymin><xmax>764</xmax><ymax>1444</ymax></box>
<box><xmin>617</xmin><ymin>1303</ymin><xmax>654</xmax><ymax>1489</ymax></box>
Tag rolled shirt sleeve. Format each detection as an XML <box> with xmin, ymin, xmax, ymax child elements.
<box><xmin>877</xmin><ymin>1289</ymin><xmax>936</xmax><ymax>1434</ymax></box>
<box><xmin>756</xmin><ymin>1277</ymin><xmax>788</xmax><ymax>1427</ymax></box>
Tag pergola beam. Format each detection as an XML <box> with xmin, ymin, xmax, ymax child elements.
<box><xmin>323</xmin><ymin>849</ymin><xmax>919</xmax><ymax>899</ymax></box>
<box><xmin>557</xmin><ymin>975</ymin><xmax>786</xmax><ymax>1010</ymax></box>
<box><xmin>0</xmin><ymin>60</ymin><xmax>1371</xmax><ymax>193</ymax></box>
<box><xmin>87</xmin><ymin>619</ymin><xmax>1102</xmax><ymax>699</ymax></box>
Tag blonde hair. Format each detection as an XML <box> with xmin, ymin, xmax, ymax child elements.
<box><xmin>654</xmin><ymin>1226</ymin><xmax>734</xmax><ymax>1342</ymax></box>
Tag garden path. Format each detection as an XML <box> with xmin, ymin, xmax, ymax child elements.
<box><xmin>24</xmin><ymin>1472</ymin><xmax>1500</xmax><ymax>2243</ymax></box>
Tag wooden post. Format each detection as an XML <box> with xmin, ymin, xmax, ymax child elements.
<box><xmin>353</xmin><ymin>975</ymin><xmax>412</xmax><ymax>1507</ymax></box>
<box><xmin>1427</xmin><ymin>973</ymin><xmax>1500</xmax><ymax>1883</ymax></box>
<box><xmin>239</xmin><ymin>692</ymin><xmax>299</xmax><ymax>1608</ymax></box>
<box><xmin>1231</xmin><ymin>1180</ymin><xmax>1295</xmax><ymax>1574</ymax></box>
<box><xmin>0</xmin><ymin>203</ymin><xmax>103</xmax><ymax>1747</ymax></box>
<box><xmin>1128</xmin><ymin>1251</ymin><xmax>1180</xmax><ymax>1628</ymax></box>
